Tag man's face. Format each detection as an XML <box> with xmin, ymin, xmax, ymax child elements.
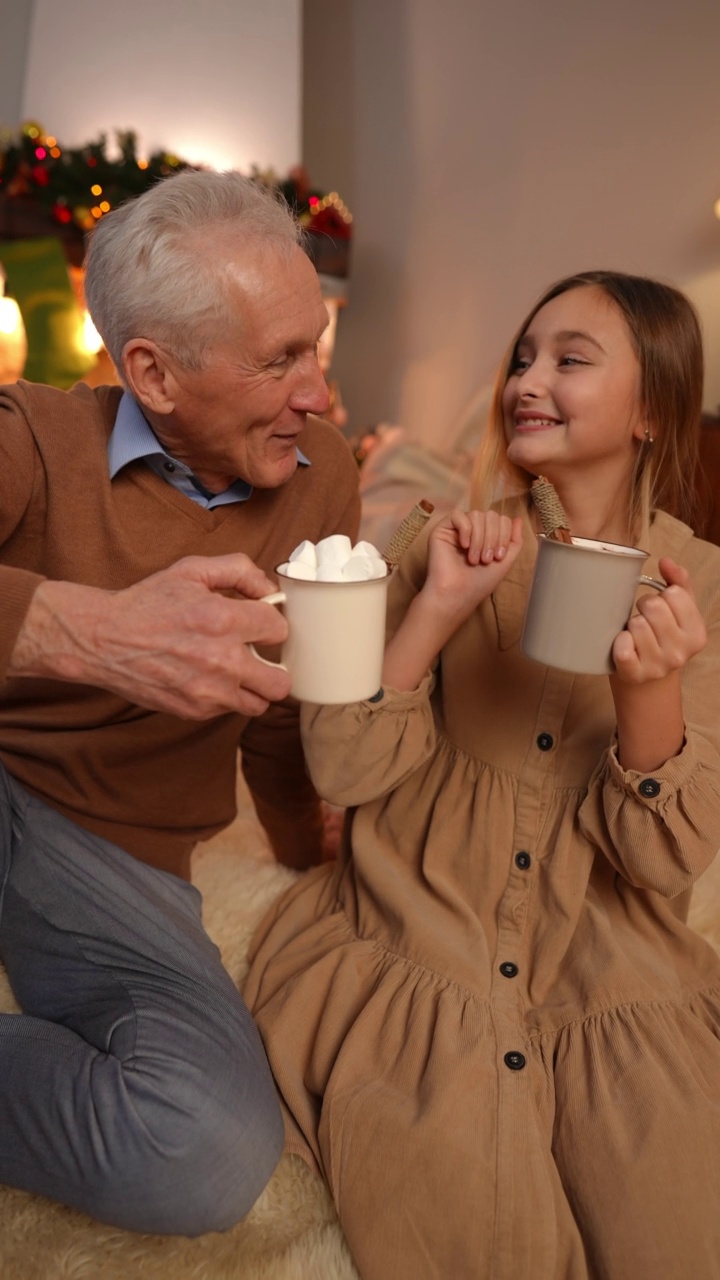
<box><xmin>153</xmin><ymin>240</ymin><xmax>331</xmax><ymax>491</ymax></box>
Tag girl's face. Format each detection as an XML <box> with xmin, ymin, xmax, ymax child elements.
<box><xmin>502</xmin><ymin>286</ymin><xmax>648</xmax><ymax>491</ymax></box>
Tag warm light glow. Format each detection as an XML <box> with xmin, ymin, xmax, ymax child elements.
<box><xmin>50</xmin><ymin>146</ymin><xmax>61</xmax><ymax>158</ymax></box>
<box><xmin>45</xmin><ymin>136</ymin><xmax>57</xmax><ymax>147</ymax></box>
<box><xmin>0</xmin><ymin>295</ymin><xmax>23</xmax><ymax>336</ymax></box>
<box><xmin>91</xmin><ymin>184</ymin><xmax>103</xmax><ymax>196</ymax></box>
<box><xmin>714</xmin><ymin>197</ymin><xmax>720</xmax><ymax>222</ymax></box>
<box><xmin>312</xmin><ymin>191</ymin><xmax>352</xmax><ymax>224</ymax></box>
<box><xmin>35</xmin><ymin>146</ymin><xmax>47</xmax><ymax>159</ymax></box>
<box><xmin>137</xmin><ymin>159</ymin><xmax>149</xmax><ymax>170</ymax></box>
<box><xmin>317</xmin><ymin>297</ymin><xmax>339</xmax><ymax>374</ymax></box>
<box><xmin>81</xmin><ymin>310</ymin><xmax>104</xmax><ymax>356</ymax></box>
<box><xmin>91</xmin><ymin>206</ymin><xmax>103</xmax><ymax>219</ymax></box>
<box><xmin>99</xmin><ymin>200</ymin><xmax>111</xmax><ymax>213</ymax></box>
<box><xmin>0</xmin><ymin>287</ymin><xmax>27</xmax><ymax>384</ymax></box>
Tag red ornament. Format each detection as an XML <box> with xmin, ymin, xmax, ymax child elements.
<box><xmin>308</xmin><ymin>206</ymin><xmax>352</xmax><ymax>240</ymax></box>
<box><xmin>52</xmin><ymin>203</ymin><xmax>73</xmax><ymax>224</ymax></box>
<box><xmin>31</xmin><ymin>165</ymin><xmax>50</xmax><ymax>186</ymax></box>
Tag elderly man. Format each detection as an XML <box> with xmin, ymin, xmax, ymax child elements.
<box><xmin>0</xmin><ymin>171</ymin><xmax>360</xmax><ymax>1234</ymax></box>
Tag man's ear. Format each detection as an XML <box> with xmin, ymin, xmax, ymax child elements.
<box><xmin>121</xmin><ymin>339</ymin><xmax>176</xmax><ymax>415</ymax></box>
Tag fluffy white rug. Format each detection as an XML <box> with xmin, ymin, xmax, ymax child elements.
<box><xmin>0</xmin><ymin>777</ymin><xmax>719</xmax><ymax>1279</ymax></box>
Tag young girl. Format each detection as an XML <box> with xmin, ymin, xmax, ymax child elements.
<box><xmin>244</xmin><ymin>272</ymin><xmax>720</xmax><ymax>1280</ymax></box>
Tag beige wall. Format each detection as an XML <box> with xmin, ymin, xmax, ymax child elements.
<box><xmin>309</xmin><ymin>0</ymin><xmax>720</xmax><ymax>445</ymax></box>
<box><xmin>0</xmin><ymin>1</ymin><xmax>34</xmax><ymax>127</ymax></box>
<box><xmin>12</xmin><ymin>0</ymin><xmax>301</xmax><ymax>173</ymax></box>
<box><xmin>303</xmin><ymin>0</ymin><xmax>353</xmax><ymax>208</ymax></box>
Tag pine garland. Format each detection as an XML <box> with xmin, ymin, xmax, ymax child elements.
<box><xmin>0</xmin><ymin>122</ymin><xmax>353</xmax><ymax>253</ymax></box>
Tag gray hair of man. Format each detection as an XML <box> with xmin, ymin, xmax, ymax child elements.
<box><xmin>84</xmin><ymin>168</ymin><xmax>304</xmax><ymax>374</ymax></box>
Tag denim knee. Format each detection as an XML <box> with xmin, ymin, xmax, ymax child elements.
<box><xmin>90</xmin><ymin>1074</ymin><xmax>285</xmax><ymax>1237</ymax></box>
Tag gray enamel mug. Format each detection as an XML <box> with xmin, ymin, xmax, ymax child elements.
<box><xmin>520</xmin><ymin>535</ymin><xmax>666</xmax><ymax>675</ymax></box>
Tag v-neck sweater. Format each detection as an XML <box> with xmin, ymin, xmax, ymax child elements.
<box><xmin>0</xmin><ymin>379</ymin><xmax>360</xmax><ymax>877</ymax></box>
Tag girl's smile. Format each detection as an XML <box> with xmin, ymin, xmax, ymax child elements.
<box><xmin>503</xmin><ymin>285</ymin><xmax>648</xmax><ymax>493</ymax></box>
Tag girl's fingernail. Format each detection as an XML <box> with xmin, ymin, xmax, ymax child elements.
<box><xmin>496</xmin><ymin>547</ymin><xmax>506</xmax><ymax>559</ymax></box>
<box><xmin>482</xmin><ymin>548</ymin><xmax>494</xmax><ymax>562</ymax></box>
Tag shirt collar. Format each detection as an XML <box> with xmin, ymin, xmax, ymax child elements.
<box><xmin>107</xmin><ymin>391</ymin><xmax>309</xmax><ymax>509</ymax></box>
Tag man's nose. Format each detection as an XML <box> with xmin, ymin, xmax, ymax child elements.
<box><xmin>291</xmin><ymin>354</ymin><xmax>331</xmax><ymax>414</ymax></box>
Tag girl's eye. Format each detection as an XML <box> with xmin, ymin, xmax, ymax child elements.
<box><xmin>559</xmin><ymin>355</ymin><xmax>588</xmax><ymax>367</ymax></box>
<box><xmin>511</xmin><ymin>356</ymin><xmax>531</xmax><ymax>373</ymax></box>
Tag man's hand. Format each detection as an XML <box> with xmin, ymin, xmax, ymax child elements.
<box><xmin>9</xmin><ymin>554</ymin><xmax>292</xmax><ymax>719</ymax></box>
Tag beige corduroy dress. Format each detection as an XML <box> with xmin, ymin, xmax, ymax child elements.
<box><xmin>245</xmin><ymin>501</ymin><xmax>720</xmax><ymax>1280</ymax></box>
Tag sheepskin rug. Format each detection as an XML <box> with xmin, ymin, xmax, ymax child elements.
<box><xmin>1</xmin><ymin>777</ymin><xmax>719</xmax><ymax>1280</ymax></box>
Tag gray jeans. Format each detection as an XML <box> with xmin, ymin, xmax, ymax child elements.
<box><xmin>0</xmin><ymin>763</ymin><xmax>283</xmax><ymax>1235</ymax></box>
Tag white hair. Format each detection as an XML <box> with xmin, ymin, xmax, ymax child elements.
<box><xmin>84</xmin><ymin>169</ymin><xmax>304</xmax><ymax>372</ymax></box>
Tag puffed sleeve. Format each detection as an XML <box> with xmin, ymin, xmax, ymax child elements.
<box><xmin>300</xmin><ymin>524</ymin><xmax>438</xmax><ymax>806</ymax></box>
<box><xmin>578</xmin><ymin>542</ymin><xmax>720</xmax><ymax>897</ymax></box>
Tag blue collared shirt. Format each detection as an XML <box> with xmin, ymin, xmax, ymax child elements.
<box><xmin>107</xmin><ymin>392</ymin><xmax>309</xmax><ymax>507</ymax></box>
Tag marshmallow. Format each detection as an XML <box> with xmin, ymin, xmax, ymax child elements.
<box><xmin>289</xmin><ymin>539</ymin><xmax>318</xmax><ymax>569</ymax></box>
<box><xmin>316</xmin><ymin>564</ymin><xmax>347</xmax><ymax>582</ymax></box>
<box><xmin>315</xmin><ymin>534</ymin><xmax>353</xmax><ymax>567</ymax></box>
<box><xmin>342</xmin><ymin>555</ymin><xmax>378</xmax><ymax>581</ymax></box>
<box><xmin>282</xmin><ymin>560</ymin><xmax>316</xmax><ymax>580</ymax></box>
<box><xmin>284</xmin><ymin>536</ymin><xmax>387</xmax><ymax>582</ymax></box>
<box><xmin>352</xmin><ymin>540</ymin><xmax>383</xmax><ymax>560</ymax></box>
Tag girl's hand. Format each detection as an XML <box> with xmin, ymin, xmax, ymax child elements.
<box><xmin>611</xmin><ymin>558</ymin><xmax>707</xmax><ymax>684</ymax></box>
<box><xmin>382</xmin><ymin>510</ymin><xmax>523</xmax><ymax>693</ymax></box>
<box><xmin>424</xmin><ymin>509</ymin><xmax>524</xmax><ymax>620</ymax></box>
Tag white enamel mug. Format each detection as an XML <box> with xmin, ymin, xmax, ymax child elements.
<box><xmin>520</xmin><ymin>535</ymin><xmax>666</xmax><ymax>675</ymax></box>
<box><xmin>250</xmin><ymin>565</ymin><xmax>390</xmax><ymax>703</ymax></box>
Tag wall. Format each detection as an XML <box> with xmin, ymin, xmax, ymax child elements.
<box><xmin>6</xmin><ymin>1</ymin><xmax>720</xmax><ymax>440</ymax></box>
<box><xmin>302</xmin><ymin>0</ymin><xmax>353</xmax><ymax>208</ymax></box>
<box><xmin>11</xmin><ymin>0</ymin><xmax>300</xmax><ymax>173</ymax></box>
<box><xmin>0</xmin><ymin>1</ymin><xmax>35</xmax><ymax>129</ymax></box>
<box><xmin>310</xmin><ymin>0</ymin><xmax>720</xmax><ymax>443</ymax></box>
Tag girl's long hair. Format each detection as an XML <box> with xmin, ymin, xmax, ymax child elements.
<box><xmin>471</xmin><ymin>271</ymin><xmax>704</xmax><ymax>533</ymax></box>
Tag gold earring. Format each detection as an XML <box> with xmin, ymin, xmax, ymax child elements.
<box><xmin>643</xmin><ymin>426</ymin><xmax>654</xmax><ymax>445</ymax></box>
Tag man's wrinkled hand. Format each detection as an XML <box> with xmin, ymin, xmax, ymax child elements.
<box><xmin>10</xmin><ymin>553</ymin><xmax>293</xmax><ymax>719</ymax></box>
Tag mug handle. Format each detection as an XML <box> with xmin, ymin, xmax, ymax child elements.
<box><xmin>638</xmin><ymin>575</ymin><xmax>667</xmax><ymax>593</ymax></box>
<box><xmin>248</xmin><ymin>591</ymin><xmax>288</xmax><ymax>672</ymax></box>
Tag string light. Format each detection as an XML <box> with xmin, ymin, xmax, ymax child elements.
<box><xmin>311</xmin><ymin>190</ymin><xmax>353</xmax><ymax>224</ymax></box>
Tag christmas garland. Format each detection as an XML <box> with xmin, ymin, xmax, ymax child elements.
<box><xmin>0</xmin><ymin>121</ymin><xmax>352</xmax><ymax>257</ymax></box>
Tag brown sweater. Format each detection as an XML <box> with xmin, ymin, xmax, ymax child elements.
<box><xmin>0</xmin><ymin>380</ymin><xmax>361</xmax><ymax>877</ymax></box>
